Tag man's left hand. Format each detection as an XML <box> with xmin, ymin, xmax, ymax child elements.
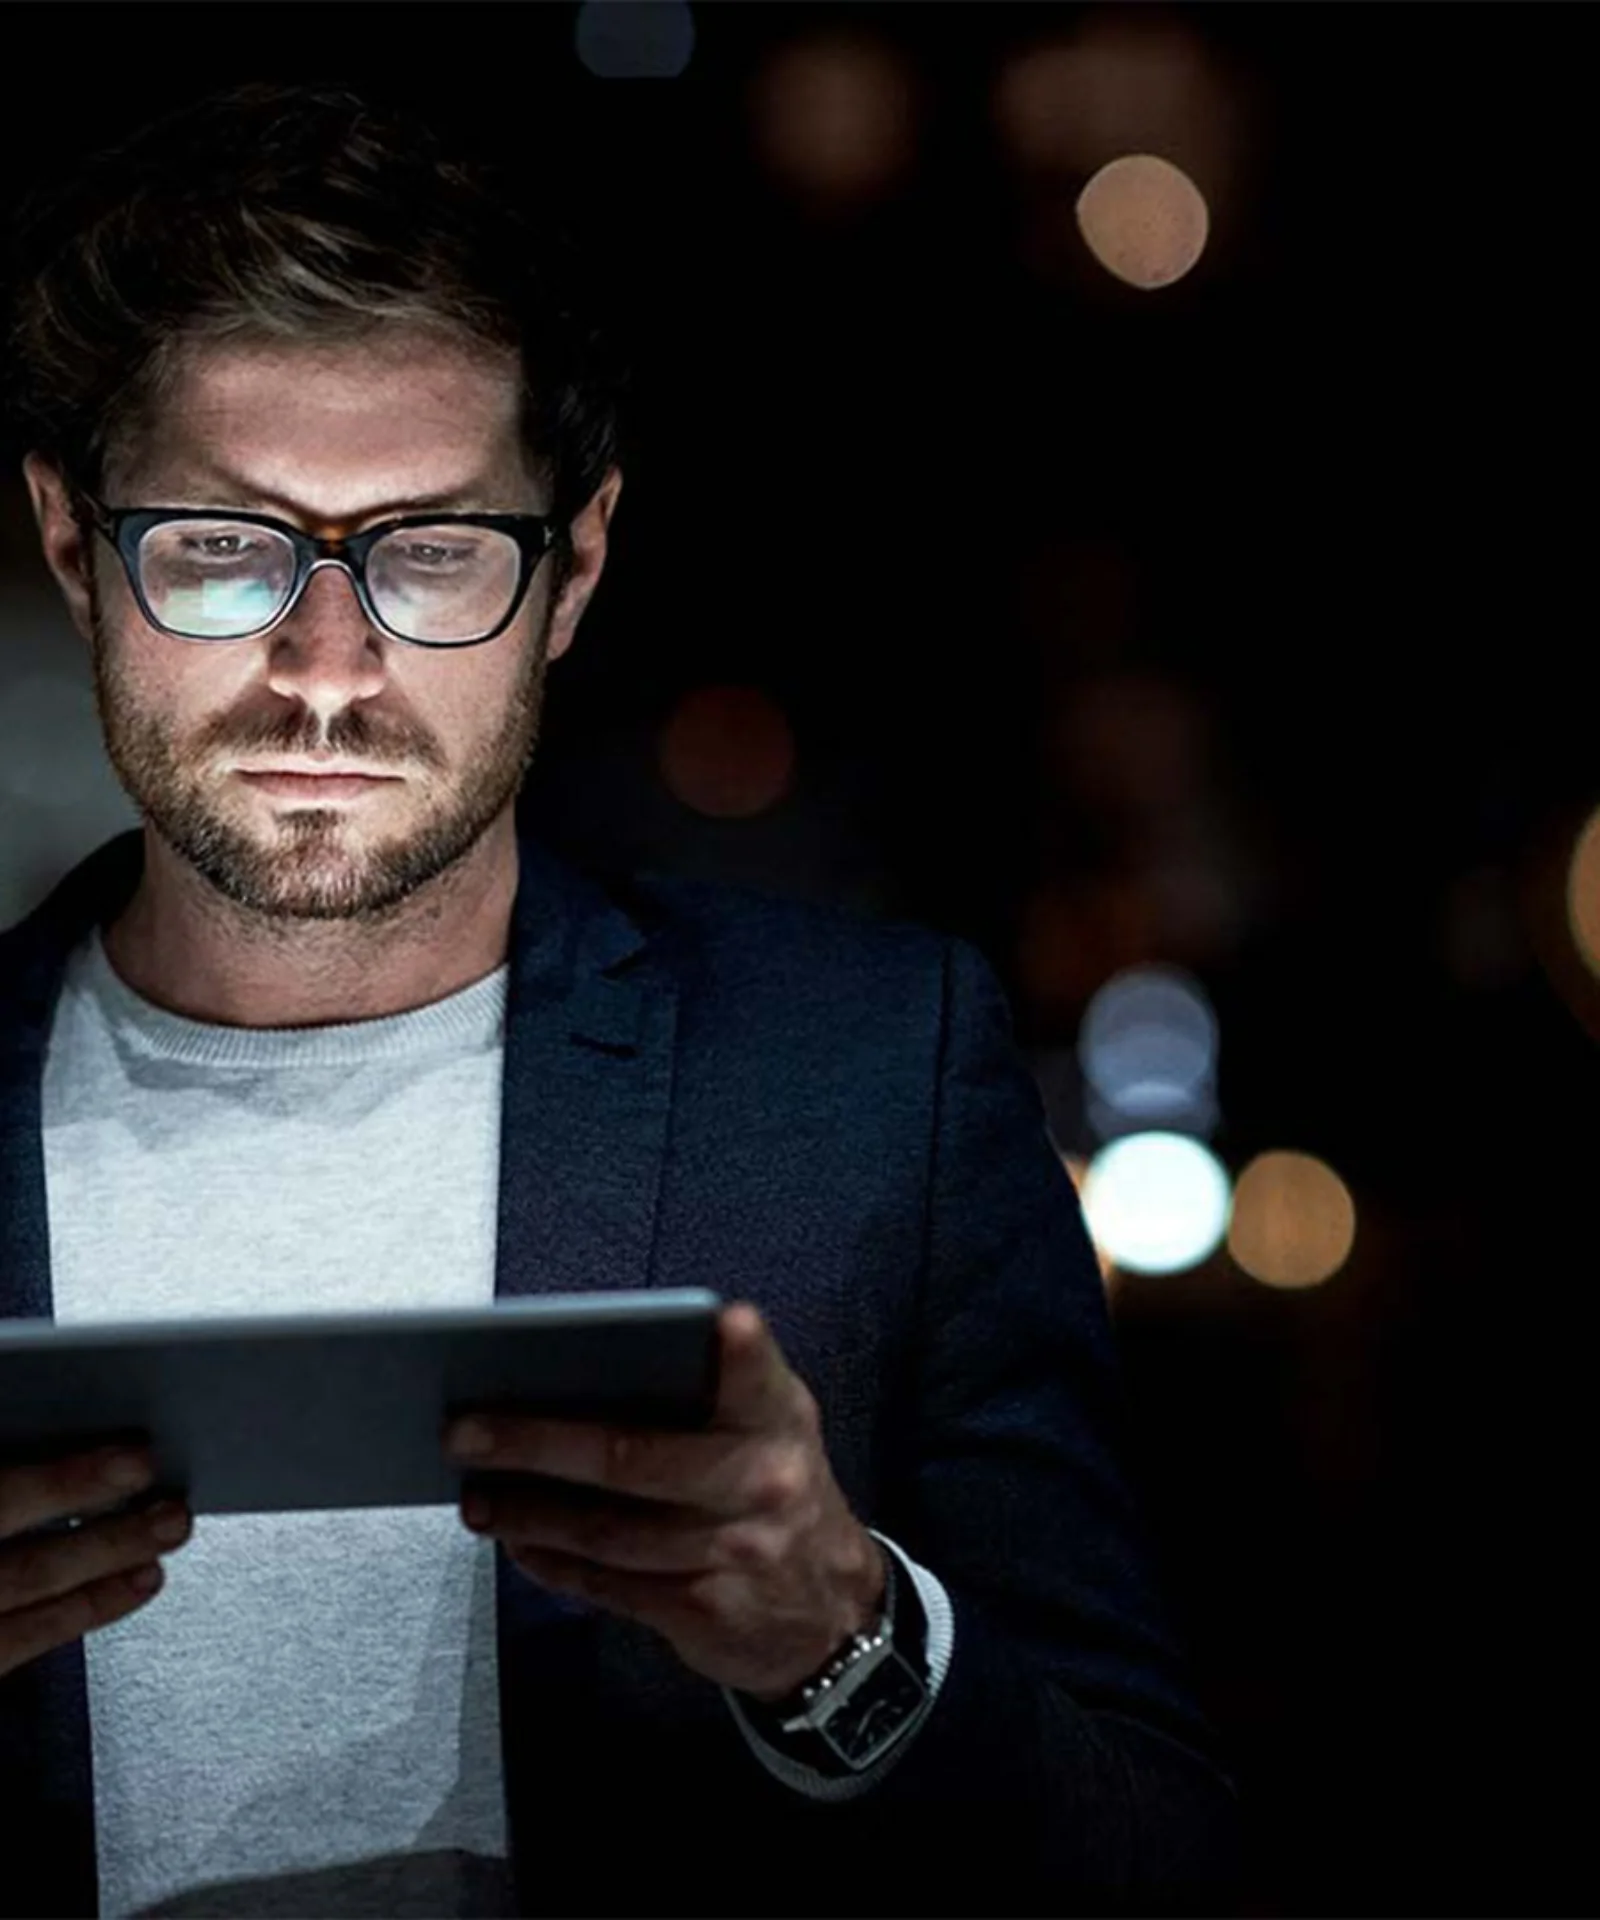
<box><xmin>442</xmin><ymin>1302</ymin><xmax>886</xmax><ymax>1701</ymax></box>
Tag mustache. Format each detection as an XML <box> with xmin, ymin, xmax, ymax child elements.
<box><xmin>196</xmin><ymin>710</ymin><xmax>445</xmax><ymax>772</ymax></box>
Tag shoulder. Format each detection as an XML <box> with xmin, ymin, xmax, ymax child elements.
<box><xmin>596</xmin><ymin>868</ymin><xmax>1013</xmax><ymax>1074</ymax></box>
<box><xmin>622</xmin><ymin>868</ymin><xmax>960</xmax><ymax>997</ymax></box>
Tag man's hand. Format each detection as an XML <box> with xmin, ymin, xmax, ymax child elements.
<box><xmin>0</xmin><ymin>1442</ymin><xmax>192</xmax><ymax>1682</ymax></box>
<box><xmin>442</xmin><ymin>1302</ymin><xmax>886</xmax><ymax>1700</ymax></box>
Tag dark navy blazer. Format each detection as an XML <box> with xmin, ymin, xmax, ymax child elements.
<box><xmin>0</xmin><ymin>807</ymin><xmax>1240</xmax><ymax>1917</ymax></box>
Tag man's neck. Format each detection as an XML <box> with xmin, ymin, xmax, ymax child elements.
<box><xmin>100</xmin><ymin>820</ymin><xmax>520</xmax><ymax>1030</ymax></box>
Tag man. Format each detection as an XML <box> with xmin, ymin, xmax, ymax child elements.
<box><xmin>0</xmin><ymin>83</ymin><xmax>1238</xmax><ymax>1918</ymax></box>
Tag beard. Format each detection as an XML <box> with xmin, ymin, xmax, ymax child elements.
<box><xmin>85</xmin><ymin>573</ymin><xmax>554</xmax><ymax>926</ymax></box>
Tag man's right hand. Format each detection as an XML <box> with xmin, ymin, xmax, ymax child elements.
<box><xmin>0</xmin><ymin>1444</ymin><xmax>192</xmax><ymax>1681</ymax></box>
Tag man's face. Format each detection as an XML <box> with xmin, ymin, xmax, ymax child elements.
<box><xmin>48</xmin><ymin>329</ymin><xmax>592</xmax><ymax>924</ymax></box>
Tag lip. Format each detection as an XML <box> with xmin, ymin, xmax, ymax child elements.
<box><xmin>237</xmin><ymin>770</ymin><xmax>398</xmax><ymax>800</ymax></box>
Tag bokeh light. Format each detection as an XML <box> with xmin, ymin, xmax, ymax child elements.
<box><xmin>1079</xmin><ymin>964</ymin><xmax>1219</xmax><ymax>1136</ymax></box>
<box><xmin>1052</xmin><ymin>671</ymin><xmax>1210</xmax><ymax>814</ymax></box>
<box><xmin>992</xmin><ymin>16</ymin><xmax>1236</xmax><ymax>197</ymax></box>
<box><xmin>657</xmin><ymin>685</ymin><xmax>796</xmax><ymax>819</ymax></box>
<box><xmin>1079</xmin><ymin>1131</ymin><xmax>1231</xmax><ymax>1276</ymax></box>
<box><xmin>1076</xmin><ymin>154</ymin><xmax>1209</xmax><ymax>290</ymax></box>
<box><xmin>1564</xmin><ymin>804</ymin><xmax>1600</xmax><ymax>978</ymax></box>
<box><xmin>1227</xmin><ymin>1150</ymin><xmax>1357</xmax><ymax>1290</ymax></box>
<box><xmin>575</xmin><ymin>0</ymin><xmax>695</xmax><ymax>79</ymax></box>
<box><xmin>749</xmin><ymin>33</ymin><xmax>919</xmax><ymax>207</ymax></box>
<box><xmin>1016</xmin><ymin>875</ymin><xmax>1160</xmax><ymax>1020</ymax></box>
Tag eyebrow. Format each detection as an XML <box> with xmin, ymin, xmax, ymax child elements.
<box><xmin>140</xmin><ymin>470</ymin><xmax>507</xmax><ymax>522</ymax></box>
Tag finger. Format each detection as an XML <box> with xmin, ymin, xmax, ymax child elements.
<box><xmin>0</xmin><ymin>1445</ymin><xmax>156</xmax><ymax>1544</ymax></box>
<box><xmin>454</xmin><ymin>1422</ymin><xmax>758</xmax><ymax>1511</ymax></box>
<box><xmin>711</xmin><ymin>1303</ymin><xmax>804</xmax><ymax>1433</ymax></box>
<box><xmin>0</xmin><ymin>1562</ymin><xmax>168</xmax><ymax>1685</ymax></box>
<box><xmin>465</xmin><ymin>1485</ymin><xmax>726</xmax><ymax>1574</ymax></box>
<box><xmin>506</xmin><ymin>1540</ymin><xmax>691</xmax><ymax>1621</ymax></box>
<box><xmin>0</xmin><ymin>1499</ymin><xmax>192</xmax><ymax>1617</ymax></box>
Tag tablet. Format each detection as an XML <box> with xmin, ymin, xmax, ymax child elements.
<box><xmin>0</xmin><ymin>1288</ymin><xmax>722</xmax><ymax>1519</ymax></box>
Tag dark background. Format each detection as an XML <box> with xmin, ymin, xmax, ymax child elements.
<box><xmin>1</xmin><ymin>5</ymin><xmax>1596</xmax><ymax>1913</ymax></box>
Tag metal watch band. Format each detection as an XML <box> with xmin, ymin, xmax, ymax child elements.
<box><xmin>735</xmin><ymin>1541</ymin><xmax>932</xmax><ymax>1776</ymax></box>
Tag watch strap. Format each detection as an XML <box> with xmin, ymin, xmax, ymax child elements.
<box><xmin>736</xmin><ymin>1543</ymin><xmax>930</xmax><ymax>1773</ymax></box>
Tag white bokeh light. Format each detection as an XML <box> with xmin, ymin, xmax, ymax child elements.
<box><xmin>1079</xmin><ymin>964</ymin><xmax>1219</xmax><ymax>1134</ymax></box>
<box><xmin>1080</xmin><ymin>1131</ymin><xmax>1232</xmax><ymax>1276</ymax></box>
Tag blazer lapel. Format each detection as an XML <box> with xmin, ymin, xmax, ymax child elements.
<box><xmin>0</xmin><ymin>829</ymin><xmax>143</xmax><ymax>1920</ymax></box>
<box><xmin>0</xmin><ymin>829</ymin><xmax>144</xmax><ymax>1327</ymax></box>
<box><xmin>494</xmin><ymin>822</ymin><xmax>678</xmax><ymax>1306</ymax></box>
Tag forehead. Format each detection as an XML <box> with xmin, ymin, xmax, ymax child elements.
<box><xmin>116</xmin><ymin>328</ymin><xmax>532</xmax><ymax>513</ymax></box>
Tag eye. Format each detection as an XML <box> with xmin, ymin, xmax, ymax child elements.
<box><xmin>397</xmin><ymin>540</ymin><xmax>474</xmax><ymax>567</ymax></box>
<box><xmin>179</xmin><ymin>531</ymin><xmax>263</xmax><ymax>560</ymax></box>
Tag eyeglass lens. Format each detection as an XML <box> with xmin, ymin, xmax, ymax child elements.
<box><xmin>136</xmin><ymin>520</ymin><xmax>524</xmax><ymax>643</ymax></box>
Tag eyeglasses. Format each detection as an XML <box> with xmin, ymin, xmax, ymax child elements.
<box><xmin>81</xmin><ymin>498</ymin><xmax>558</xmax><ymax>648</ymax></box>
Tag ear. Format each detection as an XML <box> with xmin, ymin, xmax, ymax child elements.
<box><xmin>545</xmin><ymin>466</ymin><xmax>624</xmax><ymax>664</ymax></box>
<box><xmin>22</xmin><ymin>452</ymin><xmax>98</xmax><ymax>644</ymax></box>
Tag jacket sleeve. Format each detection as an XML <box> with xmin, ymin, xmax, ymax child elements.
<box><xmin>853</xmin><ymin>933</ymin><xmax>1243</xmax><ymax>1915</ymax></box>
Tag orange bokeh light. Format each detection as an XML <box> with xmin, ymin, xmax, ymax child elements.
<box><xmin>992</xmin><ymin>14</ymin><xmax>1236</xmax><ymax>200</ymax></box>
<box><xmin>1564</xmin><ymin>805</ymin><xmax>1600</xmax><ymax>978</ymax></box>
<box><xmin>1076</xmin><ymin>154</ymin><xmax>1209</xmax><ymax>290</ymax></box>
<box><xmin>658</xmin><ymin>685</ymin><xmax>796</xmax><ymax>820</ymax></box>
<box><xmin>1227</xmin><ymin>1150</ymin><xmax>1356</xmax><ymax>1290</ymax></box>
<box><xmin>749</xmin><ymin>33</ymin><xmax>919</xmax><ymax>207</ymax></box>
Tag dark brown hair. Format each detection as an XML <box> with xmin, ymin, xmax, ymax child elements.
<box><xmin>2</xmin><ymin>81</ymin><xmax>629</xmax><ymax>588</ymax></box>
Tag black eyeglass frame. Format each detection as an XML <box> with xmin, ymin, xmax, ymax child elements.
<box><xmin>81</xmin><ymin>498</ymin><xmax>558</xmax><ymax>649</ymax></box>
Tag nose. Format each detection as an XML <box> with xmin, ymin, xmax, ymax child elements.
<box><xmin>263</xmin><ymin>558</ymin><xmax>388</xmax><ymax>713</ymax></box>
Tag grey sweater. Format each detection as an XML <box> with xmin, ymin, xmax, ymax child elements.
<box><xmin>42</xmin><ymin>927</ymin><xmax>953</xmax><ymax>1919</ymax></box>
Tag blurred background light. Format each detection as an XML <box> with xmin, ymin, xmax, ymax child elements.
<box><xmin>575</xmin><ymin>0</ymin><xmax>695</xmax><ymax>80</ymax></box>
<box><xmin>748</xmin><ymin>32</ymin><xmax>919</xmax><ymax>208</ymax></box>
<box><xmin>1080</xmin><ymin>963</ymin><xmax>1219</xmax><ymax>1136</ymax></box>
<box><xmin>1227</xmin><ymin>1150</ymin><xmax>1356</xmax><ymax>1289</ymax></box>
<box><xmin>991</xmin><ymin>14</ymin><xmax>1236</xmax><ymax>197</ymax></box>
<box><xmin>1076</xmin><ymin>153</ymin><xmax>1209</xmax><ymax>290</ymax></box>
<box><xmin>657</xmin><ymin>684</ymin><xmax>796</xmax><ymax>819</ymax></box>
<box><xmin>1052</xmin><ymin>670</ymin><xmax>1208</xmax><ymax>813</ymax></box>
<box><xmin>1016</xmin><ymin>874</ymin><xmax>1159</xmax><ymax>1023</ymax></box>
<box><xmin>1080</xmin><ymin>1130</ymin><xmax>1232</xmax><ymax>1275</ymax></box>
<box><xmin>1564</xmin><ymin>803</ymin><xmax>1600</xmax><ymax>978</ymax></box>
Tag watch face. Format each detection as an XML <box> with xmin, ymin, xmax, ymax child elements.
<box><xmin>821</xmin><ymin>1652</ymin><xmax>928</xmax><ymax>1770</ymax></box>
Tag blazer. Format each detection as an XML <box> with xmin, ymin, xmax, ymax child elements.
<box><xmin>0</xmin><ymin>801</ymin><xmax>1240</xmax><ymax>1918</ymax></box>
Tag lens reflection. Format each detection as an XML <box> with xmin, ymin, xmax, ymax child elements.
<box><xmin>137</xmin><ymin>520</ymin><xmax>524</xmax><ymax>643</ymax></box>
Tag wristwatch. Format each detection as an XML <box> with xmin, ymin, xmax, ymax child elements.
<box><xmin>737</xmin><ymin>1538</ymin><xmax>931</xmax><ymax>1774</ymax></box>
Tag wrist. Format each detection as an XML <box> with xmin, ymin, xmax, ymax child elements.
<box><xmin>734</xmin><ymin>1541</ymin><xmax>931</xmax><ymax>1774</ymax></box>
<box><xmin>744</xmin><ymin>1528</ymin><xmax>888</xmax><ymax>1705</ymax></box>
<box><xmin>841</xmin><ymin>1526</ymin><xmax>890</xmax><ymax>1639</ymax></box>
